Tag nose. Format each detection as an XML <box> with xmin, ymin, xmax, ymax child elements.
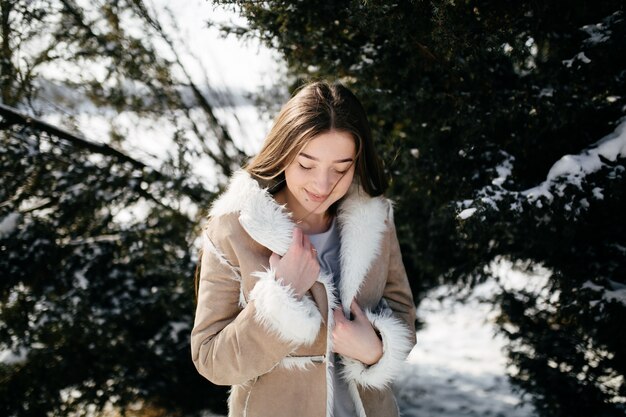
<box><xmin>312</xmin><ymin>171</ymin><xmax>333</xmax><ymax>196</ymax></box>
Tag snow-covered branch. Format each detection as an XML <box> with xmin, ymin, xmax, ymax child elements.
<box><xmin>456</xmin><ymin>119</ymin><xmax>626</xmax><ymax>220</ymax></box>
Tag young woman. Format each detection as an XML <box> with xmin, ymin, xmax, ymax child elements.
<box><xmin>191</xmin><ymin>81</ymin><xmax>416</xmax><ymax>417</ymax></box>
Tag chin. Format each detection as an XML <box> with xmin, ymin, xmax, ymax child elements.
<box><xmin>305</xmin><ymin>202</ymin><xmax>328</xmax><ymax>214</ymax></box>
<box><xmin>302</xmin><ymin>198</ymin><xmax>331</xmax><ymax>214</ymax></box>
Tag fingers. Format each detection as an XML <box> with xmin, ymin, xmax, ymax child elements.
<box><xmin>333</xmin><ymin>307</ymin><xmax>347</xmax><ymax>324</ymax></box>
<box><xmin>350</xmin><ymin>300</ymin><xmax>365</xmax><ymax>320</ymax></box>
<box><xmin>291</xmin><ymin>226</ymin><xmax>313</xmax><ymax>253</ymax></box>
<box><xmin>303</xmin><ymin>234</ymin><xmax>316</xmax><ymax>254</ymax></box>
<box><xmin>269</xmin><ymin>252</ymin><xmax>281</xmax><ymax>269</ymax></box>
<box><xmin>292</xmin><ymin>226</ymin><xmax>303</xmax><ymax>246</ymax></box>
<box><xmin>335</xmin><ymin>302</ymin><xmax>365</xmax><ymax>324</ymax></box>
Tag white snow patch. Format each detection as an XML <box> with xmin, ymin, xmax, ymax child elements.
<box><xmin>74</xmin><ymin>270</ymin><xmax>89</xmax><ymax>290</ymax></box>
<box><xmin>583</xmin><ymin>280</ymin><xmax>626</xmax><ymax>307</ymax></box>
<box><xmin>539</xmin><ymin>88</ymin><xmax>554</xmax><ymax>98</ymax></box>
<box><xmin>0</xmin><ymin>212</ymin><xmax>21</xmax><ymax>238</ymax></box>
<box><xmin>492</xmin><ymin>154</ymin><xmax>514</xmax><ymax>186</ymax></box>
<box><xmin>563</xmin><ymin>52</ymin><xmax>591</xmax><ymax>68</ymax></box>
<box><xmin>458</xmin><ymin>208</ymin><xmax>477</xmax><ymax>219</ymax></box>
<box><xmin>168</xmin><ymin>321</ymin><xmax>188</xmax><ymax>343</ymax></box>
<box><xmin>592</xmin><ymin>187</ymin><xmax>604</xmax><ymax>199</ymax></box>
<box><xmin>522</xmin><ymin>120</ymin><xmax>626</xmax><ymax>202</ymax></box>
<box><xmin>0</xmin><ymin>347</ymin><xmax>29</xmax><ymax>365</ymax></box>
<box><xmin>581</xmin><ymin>11</ymin><xmax>621</xmax><ymax>46</ymax></box>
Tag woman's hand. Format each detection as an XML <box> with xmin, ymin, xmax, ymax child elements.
<box><xmin>332</xmin><ymin>301</ymin><xmax>383</xmax><ymax>365</ymax></box>
<box><xmin>268</xmin><ymin>226</ymin><xmax>320</xmax><ymax>299</ymax></box>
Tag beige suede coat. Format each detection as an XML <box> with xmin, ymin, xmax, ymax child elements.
<box><xmin>191</xmin><ymin>170</ymin><xmax>417</xmax><ymax>417</ymax></box>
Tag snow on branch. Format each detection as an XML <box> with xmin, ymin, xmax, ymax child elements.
<box><xmin>583</xmin><ymin>279</ymin><xmax>626</xmax><ymax>308</ymax></box>
<box><xmin>582</xmin><ymin>10</ymin><xmax>623</xmax><ymax>46</ymax></box>
<box><xmin>456</xmin><ymin>119</ymin><xmax>626</xmax><ymax>219</ymax></box>
<box><xmin>0</xmin><ymin>103</ymin><xmax>206</xmax><ymax>203</ymax></box>
<box><xmin>523</xmin><ymin>120</ymin><xmax>626</xmax><ymax>202</ymax></box>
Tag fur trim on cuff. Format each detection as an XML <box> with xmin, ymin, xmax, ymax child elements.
<box><xmin>249</xmin><ymin>268</ymin><xmax>322</xmax><ymax>346</ymax></box>
<box><xmin>340</xmin><ymin>308</ymin><xmax>414</xmax><ymax>389</ymax></box>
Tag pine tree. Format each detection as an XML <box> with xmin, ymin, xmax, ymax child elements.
<box><xmin>0</xmin><ymin>0</ymin><xmax>239</xmax><ymax>415</ymax></box>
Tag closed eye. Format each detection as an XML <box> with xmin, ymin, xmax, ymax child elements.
<box><xmin>298</xmin><ymin>163</ymin><xmax>312</xmax><ymax>170</ymax></box>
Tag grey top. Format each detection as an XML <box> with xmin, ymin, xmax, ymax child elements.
<box><xmin>307</xmin><ymin>216</ymin><xmax>342</xmax><ymax>297</ymax></box>
<box><xmin>308</xmin><ymin>217</ymin><xmax>357</xmax><ymax>417</ymax></box>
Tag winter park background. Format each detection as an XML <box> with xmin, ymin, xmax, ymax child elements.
<box><xmin>1</xmin><ymin>1</ymin><xmax>625</xmax><ymax>417</ymax></box>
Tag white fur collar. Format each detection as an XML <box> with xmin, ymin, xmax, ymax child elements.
<box><xmin>209</xmin><ymin>169</ymin><xmax>390</xmax><ymax>310</ymax></box>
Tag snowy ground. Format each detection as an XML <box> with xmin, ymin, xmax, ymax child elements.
<box><xmin>395</xmin><ymin>275</ymin><xmax>537</xmax><ymax>417</ymax></box>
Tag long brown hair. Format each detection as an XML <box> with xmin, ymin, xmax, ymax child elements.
<box><xmin>245</xmin><ymin>80</ymin><xmax>388</xmax><ymax>197</ymax></box>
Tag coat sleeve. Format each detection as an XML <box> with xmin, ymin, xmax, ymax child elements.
<box><xmin>191</xmin><ymin>215</ymin><xmax>323</xmax><ymax>386</ymax></box>
<box><xmin>341</xmin><ymin>201</ymin><xmax>417</xmax><ymax>389</ymax></box>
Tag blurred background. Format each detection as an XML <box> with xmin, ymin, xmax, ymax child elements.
<box><xmin>1</xmin><ymin>1</ymin><xmax>624</xmax><ymax>416</ymax></box>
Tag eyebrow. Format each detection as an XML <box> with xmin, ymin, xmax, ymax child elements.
<box><xmin>299</xmin><ymin>152</ymin><xmax>354</xmax><ymax>163</ymax></box>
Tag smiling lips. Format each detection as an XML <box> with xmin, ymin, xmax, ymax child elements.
<box><xmin>306</xmin><ymin>189</ymin><xmax>329</xmax><ymax>202</ymax></box>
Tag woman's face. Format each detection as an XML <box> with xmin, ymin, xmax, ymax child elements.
<box><xmin>283</xmin><ymin>130</ymin><xmax>357</xmax><ymax>216</ymax></box>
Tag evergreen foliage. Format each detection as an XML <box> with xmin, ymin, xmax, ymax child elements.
<box><xmin>1</xmin><ymin>0</ymin><xmax>236</xmax><ymax>415</ymax></box>
<box><xmin>0</xmin><ymin>113</ymin><xmax>225</xmax><ymax>416</ymax></box>
<box><xmin>212</xmin><ymin>1</ymin><xmax>626</xmax><ymax>415</ymax></box>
